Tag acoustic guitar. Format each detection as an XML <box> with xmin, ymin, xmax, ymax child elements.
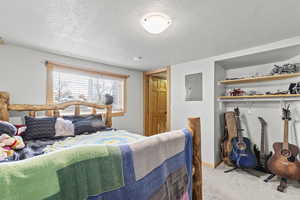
<box><xmin>267</xmin><ymin>105</ymin><xmax>300</xmax><ymax>180</ymax></box>
<box><xmin>229</xmin><ymin>107</ymin><xmax>257</xmax><ymax>168</ymax></box>
<box><xmin>253</xmin><ymin>117</ymin><xmax>272</xmax><ymax>173</ymax></box>
<box><xmin>221</xmin><ymin>111</ymin><xmax>237</xmax><ymax>166</ymax></box>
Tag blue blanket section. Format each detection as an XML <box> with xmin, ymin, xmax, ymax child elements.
<box><xmin>88</xmin><ymin>129</ymin><xmax>193</xmax><ymax>200</ymax></box>
<box><xmin>182</xmin><ymin>128</ymin><xmax>193</xmax><ymax>199</ymax></box>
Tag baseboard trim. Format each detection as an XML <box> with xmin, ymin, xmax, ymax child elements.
<box><xmin>202</xmin><ymin>161</ymin><xmax>223</xmax><ymax>168</ymax></box>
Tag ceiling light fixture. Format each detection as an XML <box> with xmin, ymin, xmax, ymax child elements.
<box><xmin>141</xmin><ymin>13</ymin><xmax>172</xmax><ymax>34</ymax></box>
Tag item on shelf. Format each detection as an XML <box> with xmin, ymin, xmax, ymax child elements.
<box><xmin>265</xmin><ymin>90</ymin><xmax>289</xmax><ymax>95</ymax></box>
<box><xmin>225</xmin><ymin>74</ymin><xmax>265</xmax><ymax>81</ymax></box>
<box><xmin>296</xmin><ymin>82</ymin><xmax>300</xmax><ymax>94</ymax></box>
<box><xmin>229</xmin><ymin>88</ymin><xmax>246</xmax><ymax>96</ymax></box>
<box><xmin>225</xmin><ymin>77</ymin><xmax>240</xmax><ymax>80</ymax></box>
<box><xmin>270</xmin><ymin>63</ymin><xmax>298</xmax><ymax>75</ymax></box>
<box><xmin>248</xmin><ymin>90</ymin><xmax>257</xmax><ymax>96</ymax></box>
<box><xmin>274</xmin><ymin>90</ymin><xmax>289</xmax><ymax>95</ymax></box>
<box><xmin>221</xmin><ymin>64</ymin><xmax>300</xmax><ymax>84</ymax></box>
<box><xmin>253</xmin><ymin>117</ymin><xmax>273</xmax><ymax>173</ymax></box>
<box><xmin>289</xmin><ymin>82</ymin><xmax>300</xmax><ymax>94</ymax></box>
<box><xmin>246</xmin><ymin>90</ymin><xmax>264</xmax><ymax>96</ymax></box>
<box><xmin>289</xmin><ymin>83</ymin><xmax>297</xmax><ymax>94</ymax></box>
<box><xmin>267</xmin><ymin>105</ymin><xmax>300</xmax><ymax>192</ymax></box>
<box><xmin>229</xmin><ymin>107</ymin><xmax>257</xmax><ymax>169</ymax></box>
<box><xmin>220</xmin><ymin>111</ymin><xmax>237</xmax><ymax>166</ymax></box>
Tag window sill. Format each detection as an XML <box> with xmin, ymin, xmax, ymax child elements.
<box><xmin>112</xmin><ymin>112</ymin><xmax>125</xmax><ymax>117</ymax></box>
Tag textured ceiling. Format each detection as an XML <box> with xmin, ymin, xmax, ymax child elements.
<box><xmin>1</xmin><ymin>0</ymin><xmax>300</xmax><ymax>70</ymax></box>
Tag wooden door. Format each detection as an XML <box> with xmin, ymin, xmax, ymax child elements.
<box><xmin>148</xmin><ymin>76</ymin><xmax>167</xmax><ymax>136</ymax></box>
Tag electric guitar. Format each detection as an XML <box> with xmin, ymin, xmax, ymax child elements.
<box><xmin>229</xmin><ymin>107</ymin><xmax>257</xmax><ymax>168</ymax></box>
<box><xmin>267</xmin><ymin>105</ymin><xmax>300</xmax><ymax>180</ymax></box>
<box><xmin>253</xmin><ymin>117</ymin><xmax>272</xmax><ymax>173</ymax></box>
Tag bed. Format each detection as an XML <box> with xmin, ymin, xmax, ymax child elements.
<box><xmin>0</xmin><ymin>91</ymin><xmax>202</xmax><ymax>200</ymax></box>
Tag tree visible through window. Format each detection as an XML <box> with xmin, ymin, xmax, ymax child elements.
<box><xmin>47</xmin><ymin>62</ymin><xmax>128</xmax><ymax>114</ymax></box>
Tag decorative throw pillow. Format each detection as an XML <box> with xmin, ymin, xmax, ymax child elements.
<box><xmin>0</xmin><ymin>121</ymin><xmax>17</xmax><ymax>136</ymax></box>
<box><xmin>73</xmin><ymin>115</ymin><xmax>106</xmax><ymax>135</ymax></box>
<box><xmin>23</xmin><ymin>116</ymin><xmax>57</xmax><ymax>140</ymax></box>
<box><xmin>55</xmin><ymin>118</ymin><xmax>75</xmax><ymax>137</ymax></box>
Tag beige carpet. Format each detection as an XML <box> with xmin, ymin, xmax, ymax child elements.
<box><xmin>203</xmin><ymin>164</ymin><xmax>300</xmax><ymax>200</ymax></box>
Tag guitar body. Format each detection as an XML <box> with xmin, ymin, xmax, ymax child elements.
<box><xmin>221</xmin><ymin>112</ymin><xmax>237</xmax><ymax>166</ymax></box>
<box><xmin>253</xmin><ymin>145</ymin><xmax>273</xmax><ymax>173</ymax></box>
<box><xmin>230</xmin><ymin>137</ymin><xmax>257</xmax><ymax>168</ymax></box>
<box><xmin>268</xmin><ymin>142</ymin><xmax>300</xmax><ymax>180</ymax></box>
<box><xmin>221</xmin><ymin>134</ymin><xmax>233</xmax><ymax>166</ymax></box>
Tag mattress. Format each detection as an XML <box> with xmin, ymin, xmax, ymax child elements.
<box><xmin>44</xmin><ymin>129</ymin><xmax>146</xmax><ymax>152</ymax></box>
<box><xmin>2</xmin><ymin>129</ymin><xmax>145</xmax><ymax>162</ymax></box>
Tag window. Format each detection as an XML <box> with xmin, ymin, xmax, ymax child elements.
<box><xmin>46</xmin><ymin>62</ymin><xmax>128</xmax><ymax>115</ymax></box>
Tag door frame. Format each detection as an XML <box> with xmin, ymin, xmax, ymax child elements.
<box><xmin>143</xmin><ymin>66</ymin><xmax>171</xmax><ymax>136</ymax></box>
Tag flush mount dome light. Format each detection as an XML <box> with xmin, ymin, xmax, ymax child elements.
<box><xmin>141</xmin><ymin>13</ymin><xmax>172</xmax><ymax>34</ymax></box>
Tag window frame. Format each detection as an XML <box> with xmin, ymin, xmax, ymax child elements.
<box><xmin>46</xmin><ymin>61</ymin><xmax>128</xmax><ymax>117</ymax></box>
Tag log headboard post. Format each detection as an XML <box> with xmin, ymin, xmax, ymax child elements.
<box><xmin>105</xmin><ymin>105</ymin><xmax>112</xmax><ymax>128</ymax></box>
<box><xmin>0</xmin><ymin>92</ymin><xmax>9</xmax><ymax>121</ymax></box>
<box><xmin>188</xmin><ymin>117</ymin><xmax>202</xmax><ymax>200</ymax></box>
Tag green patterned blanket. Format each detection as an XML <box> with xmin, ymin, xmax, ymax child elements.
<box><xmin>0</xmin><ymin>130</ymin><xmax>145</xmax><ymax>200</ymax></box>
<box><xmin>0</xmin><ymin>145</ymin><xmax>123</xmax><ymax>200</ymax></box>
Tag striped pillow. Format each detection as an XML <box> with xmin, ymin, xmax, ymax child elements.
<box><xmin>24</xmin><ymin>116</ymin><xmax>57</xmax><ymax>140</ymax></box>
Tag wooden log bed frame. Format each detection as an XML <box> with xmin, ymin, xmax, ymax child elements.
<box><xmin>0</xmin><ymin>91</ymin><xmax>202</xmax><ymax>200</ymax></box>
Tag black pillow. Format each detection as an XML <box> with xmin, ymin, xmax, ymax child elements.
<box><xmin>24</xmin><ymin>116</ymin><xmax>57</xmax><ymax>140</ymax></box>
<box><xmin>73</xmin><ymin>115</ymin><xmax>106</xmax><ymax>135</ymax></box>
<box><xmin>0</xmin><ymin>121</ymin><xmax>17</xmax><ymax>136</ymax></box>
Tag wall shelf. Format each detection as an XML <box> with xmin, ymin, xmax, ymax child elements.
<box><xmin>218</xmin><ymin>94</ymin><xmax>300</xmax><ymax>102</ymax></box>
<box><xmin>219</xmin><ymin>72</ymin><xmax>300</xmax><ymax>84</ymax></box>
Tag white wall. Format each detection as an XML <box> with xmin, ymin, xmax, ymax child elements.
<box><xmin>171</xmin><ymin>59</ymin><xmax>217</xmax><ymax>164</ymax></box>
<box><xmin>0</xmin><ymin>44</ymin><xmax>144</xmax><ymax>134</ymax></box>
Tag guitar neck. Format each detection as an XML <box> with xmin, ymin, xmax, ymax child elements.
<box><xmin>283</xmin><ymin>120</ymin><xmax>289</xmax><ymax>150</ymax></box>
<box><xmin>235</xmin><ymin>115</ymin><xmax>243</xmax><ymax>138</ymax></box>
<box><xmin>260</xmin><ymin>124</ymin><xmax>265</xmax><ymax>155</ymax></box>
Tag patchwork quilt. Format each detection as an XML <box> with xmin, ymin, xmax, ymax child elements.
<box><xmin>0</xmin><ymin>129</ymin><xmax>193</xmax><ymax>200</ymax></box>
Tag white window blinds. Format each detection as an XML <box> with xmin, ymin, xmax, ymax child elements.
<box><xmin>47</xmin><ymin>62</ymin><xmax>127</xmax><ymax>113</ymax></box>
